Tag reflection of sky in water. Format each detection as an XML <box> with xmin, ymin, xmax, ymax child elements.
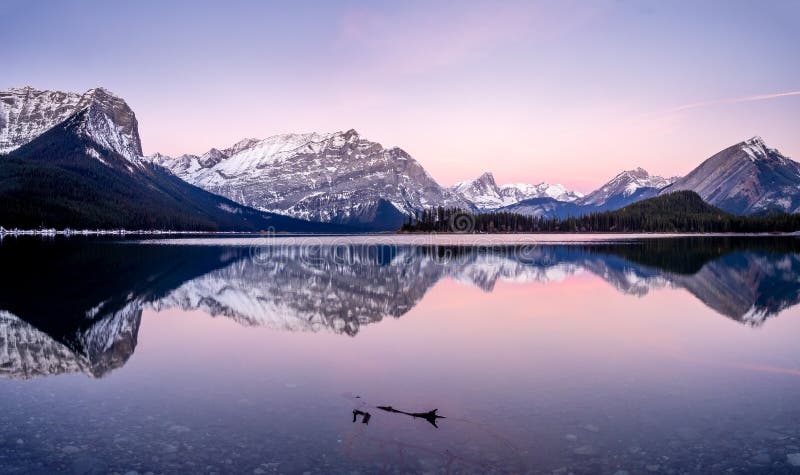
<box><xmin>1</xmin><ymin>237</ymin><xmax>800</xmax><ymax>473</ymax></box>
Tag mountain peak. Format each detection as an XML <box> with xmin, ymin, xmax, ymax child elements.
<box><xmin>745</xmin><ymin>135</ymin><xmax>765</xmax><ymax>146</ymax></box>
<box><xmin>222</xmin><ymin>137</ymin><xmax>261</xmax><ymax>156</ymax></box>
<box><xmin>337</xmin><ymin>128</ymin><xmax>361</xmax><ymax>144</ymax></box>
<box><xmin>739</xmin><ymin>136</ymin><xmax>771</xmax><ymax>162</ymax></box>
<box><xmin>621</xmin><ymin>167</ymin><xmax>649</xmax><ymax>179</ymax></box>
<box><xmin>198</xmin><ymin>148</ymin><xmax>227</xmax><ymax>168</ymax></box>
<box><xmin>451</xmin><ymin>173</ymin><xmax>583</xmax><ymax>211</ymax></box>
<box><xmin>0</xmin><ymin>86</ymin><xmax>142</xmax><ymax>159</ymax></box>
<box><xmin>664</xmin><ymin>137</ymin><xmax>800</xmax><ymax>214</ymax></box>
<box><xmin>477</xmin><ymin>171</ymin><xmax>496</xmax><ymax>183</ymax></box>
<box><xmin>85</xmin><ymin>86</ymin><xmax>118</xmax><ymax>98</ymax></box>
<box><xmin>7</xmin><ymin>85</ymin><xmax>36</xmax><ymax>94</ymax></box>
<box><xmin>580</xmin><ymin>167</ymin><xmax>673</xmax><ymax>207</ymax></box>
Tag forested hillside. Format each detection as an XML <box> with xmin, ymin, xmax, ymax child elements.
<box><xmin>401</xmin><ymin>191</ymin><xmax>800</xmax><ymax>233</ymax></box>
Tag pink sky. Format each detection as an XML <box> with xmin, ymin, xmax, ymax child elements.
<box><xmin>4</xmin><ymin>0</ymin><xmax>799</xmax><ymax>192</ymax></box>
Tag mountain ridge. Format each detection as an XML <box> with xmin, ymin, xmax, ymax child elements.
<box><xmin>661</xmin><ymin>136</ymin><xmax>800</xmax><ymax>214</ymax></box>
<box><xmin>449</xmin><ymin>171</ymin><xmax>582</xmax><ymax>211</ymax></box>
<box><xmin>0</xmin><ymin>86</ymin><xmax>142</xmax><ymax>160</ymax></box>
<box><xmin>3</xmin><ymin>86</ymin><xmax>799</xmax><ymax>230</ymax></box>
<box><xmin>146</xmin><ymin>128</ymin><xmax>472</xmax><ymax>230</ymax></box>
<box><xmin>0</xmin><ymin>107</ymin><xmax>346</xmax><ymax>231</ymax></box>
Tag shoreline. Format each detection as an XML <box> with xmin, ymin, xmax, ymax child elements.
<box><xmin>1</xmin><ymin>228</ymin><xmax>799</xmax><ymax>239</ymax></box>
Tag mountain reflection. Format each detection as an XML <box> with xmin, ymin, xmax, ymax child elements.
<box><xmin>1</xmin><ymin>237</ymin><xmax>799</xmax><ymax>379</ymax></box>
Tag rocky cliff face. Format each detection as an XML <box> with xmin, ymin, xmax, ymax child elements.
<box><xmin>148</xmin><ymin>129</ymin><xmax>470</xmax><ymax>229</ymax></box>
<box><xmin>662</xmin><ymin>137</ymin><xmax>800</xmax><ymax>214</ymax></box>
<box><xmin>0</xmin><ymin>86</ymin><xmax>142</xmax><ymax>160</ymax></box>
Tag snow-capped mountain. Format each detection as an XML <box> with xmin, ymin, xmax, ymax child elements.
<box><xmin>0</xmin><ymin>86</ymin><xmax>142</xmax><ymax>161</ymax></box>
<box><xmin>148</xmin><ymin>129</ymin><xmax>471</xmax><ymax>229</ymax></box>
<box><xmin>579</xmin><ymin>167</ymin><xmax>675</xmax><ymax>208</ymax></box>
<box><xmin>450</xmin><ymin>172</ymin><xmax>505</xmax><ymax>209</ymax></box>
<box><xmin>661</xmin><ymin>136</ymin><xmax>800</xmax><ymax>214</ymax></box>
<box><xmin>0</xmin><ymin>86</ymin><xmax>341</xmax><ymax>232</ymax></box>
<box><xmin>450</xmin><ymin>171</ymin><xmax>582</xmax><ymax>211</ymax></box>
<box><xmin>502</xmin><ymin>182</ymin><xmax>583</xmax><ymax>203</ymax></box>
<box><xmin>3</xmin><ymin>85</ymin><xmax>799</xmax><ymax>229</ymax></box>
<box><xmin>498</xmin><ymin>167</ymin><xmax>675</xmax><ymax>217</ymax></box>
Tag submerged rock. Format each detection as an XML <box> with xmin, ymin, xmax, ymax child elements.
<box><xmin>573</xmin><ymin>445</ymin><xmax>596</xmax><ymax>456</ymax></box>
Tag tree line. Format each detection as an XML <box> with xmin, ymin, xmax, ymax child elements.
<box><xmin>400</xmin><ymin>191</ymin><xmax>800</xmax><ymax>233</ymax></box>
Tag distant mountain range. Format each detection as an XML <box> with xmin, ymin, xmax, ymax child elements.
<box><xmin>1</xmin><ymin>86</ymin><xmax>799</xmax><ymax>230</ymax></box>
<box><xmin>448</xmin><ymin>172</ymin><xmax>583</xmax><ymax>211</ymax></box>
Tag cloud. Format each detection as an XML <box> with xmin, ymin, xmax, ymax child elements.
<box><xmin>662</xmin><ymin>90</ymin><xmax>800</xmax><ymax>114</ymax></box>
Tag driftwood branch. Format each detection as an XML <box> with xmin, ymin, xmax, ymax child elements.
<box><xmin>375</xmin><ymin>406</ymin><xmax>445</xmax><ymax>428</ymax></box>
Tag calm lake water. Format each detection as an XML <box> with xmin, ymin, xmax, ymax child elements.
<box><xmin>2</xmin><ymin>235</ymin><xmax>800</xmax><ymax>474</ymax></box>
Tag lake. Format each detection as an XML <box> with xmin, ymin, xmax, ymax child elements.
<box><xmin>1</xmin><ymin>235</ymin><xmax>800</xmax><ymax>474</ymax></box>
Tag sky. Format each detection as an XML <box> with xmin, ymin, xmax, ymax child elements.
<box><xmin>2</xmin><ymin>0</ymin><xmax>799</xmax><ymax>192</ymax></box>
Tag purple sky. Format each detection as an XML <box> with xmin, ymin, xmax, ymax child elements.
<box><xmin>2</xmin><ymin>0</ymin><xmax>799</xmax><ymax>191</ymax></box>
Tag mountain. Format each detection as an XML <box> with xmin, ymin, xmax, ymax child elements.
<box><xmin>661</xmin><ymin>136</ymin><xmax>800</xmax><ymax>214</ymax></box>
<box><xmin>501</xmin><ymin>137</ymin><xmax>800</xmax><ymax>219</ymax></box>
<box><xmin>497</xmin><ymin>167</ymin><xmax>675</xmax><ymax>217</ymax></box>
<box><xmin>495</xmin><ymin>197</ymin><xmax>585</xmax><ymax>218</ymax></box>
<box><xmin>0</xmin><ymin>87</ymin><xmax>343</xmax><ymax>232</ymax></box>
<box><xmin>148</xmin><ymin>129</ymin><xmax>471</xmax><ymax>230</ymax></box>
<box><xmin>410</xmin><ymin>191</ymin><xmax>800</xmax><ymax>233</ymax></box>
<box><xmin>0</xmin><ymin>86</ymin><xmax>142</xmax><ymax>160</ymax></box>
<box><xmin>450</xmin><ymin>172</ymin><xmax>582</xmax><ymax>211</ymax></box>
<box><xmin>4</xmin><ymin>87</ymin><xmax>797</xmax><ymax>228</ymax></box>
<box><xmin>557</xmin><ymin>191</ymin><xmax>800</xmax><ymax>233</ymax></box>
<box><xmin>579</xmin><ymin>167</ymin><xmax>674</xmax><ymax>209</ymax></box>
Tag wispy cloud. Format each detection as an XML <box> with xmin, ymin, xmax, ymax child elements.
<box><xmin>335</xmin><ymin>3</ymin><xmax>538</xmax><ymax>76</ymax></box>
<box><xmin>662</xmin><ymin>90</ymin><xmax>800</xmax><ymax>114</ymax></box>
<box><xmin>334</xmin><ymin>2</ymin><xmax>603</xmax><ymax>78</ymax></box>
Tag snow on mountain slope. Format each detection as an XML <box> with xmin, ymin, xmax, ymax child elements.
<box><xmin>497</xmin><ymin>197</ymin><xmax>584</xmax><ymax>218</ymax></box>
<box><xmin>450</xmin><ymin>171</ymin><xmax>582</xmax><ymax>211</ymax></box>
<box><xmin>580</xmin><ymin>167</ymin><xmax>674</xmax><ymax>207</ymax></box>
<box><xmin>661</xmin><ymin>136</ymin><xmax>800</xmax><ymax>214</ymax></box>
<box><xmin>0</xmin><ymin>86</ymin><xmax>142</xmax><ymax>161</ymax></box>
<box><xmin>502</xmin><ymin>182</ymin><xmax>583</xmax><ymax>203</ymax></box>
<box><xmin>0</xmin><ymin>90</ymin><xmax>341</xmax><ymax>231</ymax></box>
<box><xmin>148</xmin><ymin>129</ymin><xmax>470</xmax><ymax>228</ymax></box>
<box><xmin>497</xmin><ymin>168</ymin><xmax>676</xmax><ymax>218</ymax></box>
<box><xmin>450</xmin><ymin>172</ymin><xmax>507</xmax><ymax>210</ymax></box>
